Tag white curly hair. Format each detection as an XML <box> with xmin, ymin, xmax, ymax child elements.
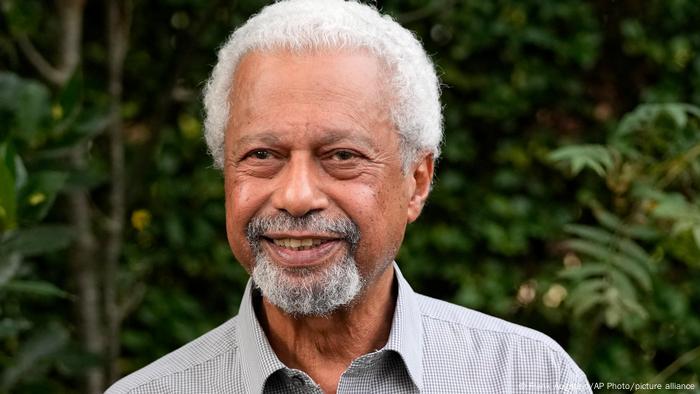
<box><xmin>203</xmin><ymin>0</ymin><xmax>443</xmax><ymax>170</ymax></box>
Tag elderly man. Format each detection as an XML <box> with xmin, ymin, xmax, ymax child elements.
<box><xmin>108</xmin><ymin>1</ymin><xmax>591</xmax><ymax>393</ymax></box>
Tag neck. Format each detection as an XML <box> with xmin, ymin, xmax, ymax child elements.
<box><xmin>256</xmin><ymin>264</ymin><xmax>397</xmax><ymax>393</ymax></box>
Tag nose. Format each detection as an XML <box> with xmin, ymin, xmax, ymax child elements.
<box><xmin>271</xmin><ymin>152</ymin><xmax>329</xmax><ymax>217</ymax></box>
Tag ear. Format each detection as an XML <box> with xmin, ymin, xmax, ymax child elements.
<box><xmin>406</xmin><ymin>153</ymin><xmax>434</xmax><ymax>223</ymax></box>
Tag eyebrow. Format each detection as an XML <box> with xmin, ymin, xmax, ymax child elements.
<box><xmin>316</xmin><ymin>129</ymin><xmax>377</xmax><ymax>150</ymax></box>
<box><xmin>234</xmin><ymin>129</ymin><xmax>378</xmax><ymax>151</ymax></box>
<box><xmin>235</xmin><ymin>133</ymin><xmax>281</xmax><ymax>148</ymax></box>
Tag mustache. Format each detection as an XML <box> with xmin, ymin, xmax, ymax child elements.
<box><xmin>246</xmin><ymin>211</ymin><xmax>361</xmax><ymax>249</ymax></box>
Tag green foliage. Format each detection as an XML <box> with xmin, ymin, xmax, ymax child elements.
<box><xmin>552</xmin><ymin>103</ymin><xmax>700</xmax><ymax>386</ymax></box>
<box><xmin>0</xmin><ymin>72</ymin><xmax>86</xmax><ymax>392</ymax></box>
<box><xmin>0</xmin><ymin>144</ymin><xmax>18</xmax><ymax>230</ymax></box>
<box><xmin>559</xmin><ymin>222</ymin><xmax>652</xmax><ymax>330</ymax></box>
<box><xmin>1</xmin><ymin>323</ymin><xmax>70</xmax><ymax>391</ymax></box>
<box><xmin>549</xmin><ymin>145</ymin><xmax>616</xmax><ymax>177</ymax></box>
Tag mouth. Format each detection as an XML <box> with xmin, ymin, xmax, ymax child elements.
<box><xmin>268</xmin><ymin>237</ymin><xmax>333</xmax><ymax>250</ymax></box>
<box><xmin>260</xmin><ymin>235</ymin><xmax>345</xmax><ymax>267</ymax></box>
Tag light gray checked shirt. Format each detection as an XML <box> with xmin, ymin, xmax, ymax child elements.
<box><xmin>106</xmin><ymin>264</ymin><xmax>592</xmax><ymax>393</ymax></box>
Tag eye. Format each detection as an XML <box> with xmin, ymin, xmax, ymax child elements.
<box><xmin>245</xmin><ymin>149</ymin><xmax>272</xmax><ymax>160</ymax></box>
<box><xmin>331</xmin><ymin>150</ymin><xmax>358</xmax><ymax>161</ymax></box>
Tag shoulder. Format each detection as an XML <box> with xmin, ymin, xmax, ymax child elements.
<box><xmin>105</xmin><ymin>315</ymin><xmax>241</xmax><ymax>394</ymax></box>
<box><xmin>416</xmin><ymin>294</ymin><xmax>591</xmax><ymax>393</ymax></box>
<box><xmin>417</xmin><ymin>293</ymin><xmax>564</xmax><ymax>352</ymax></box>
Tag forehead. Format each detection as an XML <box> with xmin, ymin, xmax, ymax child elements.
<box><xmin>231</xmin><ymin>48</ymin><xmax>389</xmax><ymax>105</ymax></box>
<box><xmin>227</xmin><ymin>49</ymin><xmax>396</xmax><ymax>145</ymax></box>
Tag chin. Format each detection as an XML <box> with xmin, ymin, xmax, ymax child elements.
<box><xmin>252</xmin><ymin>252</ymin><xmax>364</xmax><ymax>317</ymax></box>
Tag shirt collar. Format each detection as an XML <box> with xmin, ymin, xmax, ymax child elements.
<box><xmin>236</xmin><ymin>281</ymin><xmax>286</xmax><ymax>394</ymax></box>
<box><xmin>384</xmin><ymin>262</ymin><xmax>425</xmax><ymax>391</ymax></box>
<box><xmin>235</xmin><ymin>262</ymin><xmax>424</xmax><ymax>393</ymax></box>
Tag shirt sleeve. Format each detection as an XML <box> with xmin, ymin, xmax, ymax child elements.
<box><xmin>558</xmin><ymin>359</ymin><xmax>593</xmax><ymax>394</ymax></box>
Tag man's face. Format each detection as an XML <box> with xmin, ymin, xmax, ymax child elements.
<box><xmin>224</xmin><ymin>49</ymin><xmax>430</xmax><ymax>315</ymax></box>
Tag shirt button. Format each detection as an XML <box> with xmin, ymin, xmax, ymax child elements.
<box><xmin>291</xmin><ymin>375</ymin><xmax>305</xmax><ymax>387</ymax></box>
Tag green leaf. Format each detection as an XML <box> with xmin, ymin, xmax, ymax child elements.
<box><xmin>565</xmin><ymin>239</ymin><xmax>616</xmax><ymax>261</ymax></box>
<box><xmin>617</xmin><ymin>104</ymin><xmax>661</xmax><ymax>136</ymax></box>
<box><xmin>0</xmin><ymin>322</ymin><xmax>69</xmax><ymax>390</ymax></box>
<box><xmin>608</xmin><ymin>254</ymin><xmax>652</xmax><ymax>291</ymax></box>
<box><xmin>590</xmin><ymin>203</ymin><xmax>659</xmax><ymax>240</ymax></box>
<box><xmin>17</xmin><ymin>171</ymin><xmax>69</xmax><ymax>223</ymax></box>
<box><xmin>0</xmin><ymin>72</ymin><xmax>22</xmax><ymax>112</ymax></box>
<box><xmin>1</xmin><ymin>141</ymin><xmax>17</xmax><ymax>178</ymax></box>
<box><xmin>0</xmin><ymin>74</ymin><xmax>51</xmax><ymax>140</ymax></box>
<box><xmin>571</xmin><ymin>292</ymin><xmax>607</xmax><ymax>318</ymax></box>
<box><xmin>18</xmin><ymin>81</ymin><xmax>49</xmax><ymax>134</ymax></box>
<box><xmin>652</xmin><ymin>192</ymin><xmax>692</xmax><ymax>219</ymax></box>
<box><xmin>604</xmin><ymin>304</ymin><xmax>621</xmax><ymax>327</ymax></box>
<box><xmin>63</xmin><ymin>164</ymin><xmax>108</xmax><ymax>191</ymax></box>
<box><xmin>683</xmin><ymin>103</ymin><xmax>700</xmax><ymax>118</ymax></box>
<box><xmin>57</xmin><ymin>72</ymin><xmax>83</xmax><ymax>120</ymax></box>
<box><xmin>564</xmin><ymin>224</ymin><xmax>653</xmax><ymax>268</ymax></box>
<box><xmin>548</xmin><ymin>144</ymin><xmax>614</xmax><ymax>177</ymax></box>
<box><xmin>0</xmin><ymin>225</ymin><xmax>73</xmax><ymax>257</ymax></box>
<box><xmin>567</xmin><ymin>278</ymin><xmax>608</xmax><ymax>313</ymax></box>
<box><xmin>12</xmin><ymin>151</ymin><xmax>27</xmax><ymax>191</ymax></box>
<box><xmin>617</xmin><ymin>237</ymin><xmax>655</xmax><ymax>270</ymax></box>
<box><xmin>564</xmin><ymin>224</ymin><xmax>615</xmax><ymax>246</ymax></box>
<box><xmin>0</xmin><ymin>143</ymin><xmax>17</xmax><ymax>230</ymax></box>
<box><xmin>4</xmin><ymin>280</ymin><xmax>69</xmax><ymax>298</ymax></box>
<box><xmin>607</xmin><ymin>267</ymin><xmax>638</xmax><ymax>302</ymax></box>
<box><xmin>565</xmin><ymin>237</ymin><xmax>652</xmax><ymax>291</ymax></box>
<box><xmin>0</xmin><ymin>252</ymin><xmax>22</xmax><ymax>288</ymax></box>
<box><xmin>693</xmin><ymin>227</ymin><xmax>700</xmax><ymax>250</ymax></box>
<box><xmin>664</xmin><ymin>104</ymin><xmax>687</xmax><ymax>129</ymax></box>
<box><xmin>619</xmin><ymin>296</ymin><xmax>648</xmax><ymax>320</ymax></box>
<box><xmin>43</xmin><ymin>110</ymin><xmax>110</xmax><ymax>155</ymax></box>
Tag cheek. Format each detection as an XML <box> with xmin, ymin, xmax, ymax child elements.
<box><xmin>371</xmin><ymin>172</ymin><xmax>410</xmax><ymax>224</ymax></box>
<box><xmin>226</xmin><ymin>175</ymin><xmax>268</xmax><ymax>222</ymax></box>
<box><xmin>338</xmin><ymin>176</ymin><xmax>409</xmax><ymax>271</ymax></box>
<box><xmin>376</xmin><ymin>181</ymin><xmax>409</xmax><ymax>247</ymax></box>
<box><xmin>224</xmin><ymin>175</ymin><xmax>270</xmax><ymax>271</ymax></box>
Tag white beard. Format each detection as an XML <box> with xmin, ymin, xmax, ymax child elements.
<box><xmin>251</xmin><ymin>250</ymin><xmax>363</xmax><ymax>317</ymax></box>
<box><xmin>246</xmin><ymin>212</ymin><xmax>364</xmax><ymax>316</ymax></box>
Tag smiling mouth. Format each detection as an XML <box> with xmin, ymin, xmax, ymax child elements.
<box><xmin>260</xmin><ymin>236</ymin><xmax>345</xmax><ymax>267</ymax></box>
<box><xmin>269</xmin><ymin>238</ymin><xmax>333</xmax><ymax>250</ymax></box>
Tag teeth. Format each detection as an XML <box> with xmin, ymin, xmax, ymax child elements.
<box><xmin>272</xmin><ymin>238</ymin><xmax>327</xmax><ymax>250</ymax></box>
